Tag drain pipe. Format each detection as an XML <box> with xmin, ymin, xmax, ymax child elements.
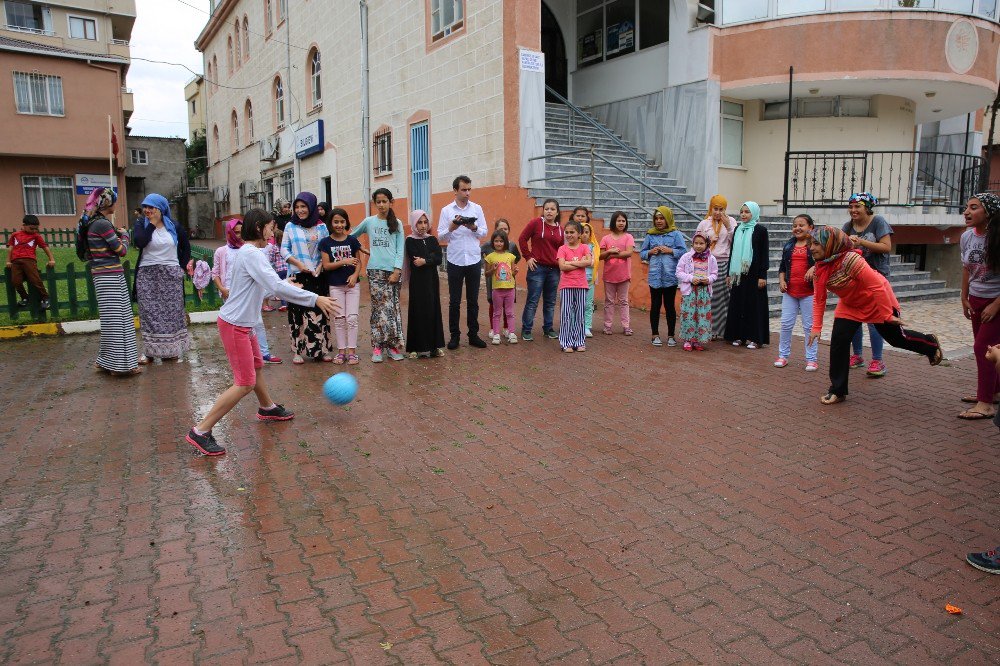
<box><xmin>360</xmin><ymin>0</ymin><xmax>372</xmax><ymax>215</ymax></box>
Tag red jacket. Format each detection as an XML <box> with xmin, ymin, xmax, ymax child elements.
<box><xmin>518</xmin><ymin>217</ymin><xmax>563</xmax><ymax>268</ymax></box>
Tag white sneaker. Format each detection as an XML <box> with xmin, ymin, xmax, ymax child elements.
<box><xmin>507</xmin><ymin>332</ymin><xmax>518</xmax><ymax>344</ymax></box>
<box><xmin>491</xmin><ymin>333</ymin><xmax>501</xmax><ymax>345</ymax></box>
<box><xmin>667</xmin><ymin>337</ymin><xmax>677</xmax><ymax>347</ymax></box>
<box><xmin>585</xmin><ymin>329</ymin><xmax>593</xmax><ymax>338</ymax></box>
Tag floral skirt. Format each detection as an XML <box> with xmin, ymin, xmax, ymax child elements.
<box><xmin>368</xmin><ymin>269</ymin><xmax>403</xmax><ymax>349</ymax></box>
<box><xmin>679</xmin><ymin>285</ymin><xmax>712</xmax><ymax>344</ymax></box>
<box><xmin>286</xmin><ymin>272</ymin><xmax>333</xmax><ymax>358</ymax></box>
<box><xmin>136</xmin><ymin>264</ymin><xmax>191</xmax><ymax>358</ymax></box>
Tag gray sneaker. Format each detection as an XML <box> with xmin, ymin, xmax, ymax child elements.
<box><xmin>522</xmin><ymin>331</ymin><xmax>534</xmax><ymax>341</ymax></box>
<box><xmin>667</xmin><ymin>337</ymin><xmax>677</xmax><ymax>347</ymax></box>
<box><xmin>651</xmin><ymin>336</ymin><xmax>663</xmax><ymax>347</ymax></box>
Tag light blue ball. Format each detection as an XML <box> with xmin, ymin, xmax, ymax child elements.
<box><xmin>323</xmin><ymin>372</ymin><xmax>358</xmax><ymax>405</ymax></box>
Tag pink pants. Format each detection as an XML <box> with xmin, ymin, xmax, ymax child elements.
<box><xmin>970</xmin><ymin>295</ymin><xmax>1000</xmax><ymax>402</ymax></box>
<box><xmin>218</xmin><ymin>317</ymin><xmax>263</xmax><ymax>387</ymax></box>
<box><xmin>330</xmin><ymin>284</ymin><xmax>360</xmax><ymax>349</ymax></box>
<box><xmin>492</xmin><ymin>288</ymin><xmax>515</xmax><ymax>334</ymax></box>
<box><xmin>603</xmin><ymin>280</ymin><xmax>630</xmax><ymax>330</ymax></box>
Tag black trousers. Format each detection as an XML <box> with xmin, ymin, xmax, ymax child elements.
<box><xmin>650</xmin><ymin>286</ymin><xmax>677</xmax><ymax>337</ymax></box>
<box><xmin>446</xmin><ymin>261</ymin><xmax>481</xmax><ymax>338</ymax></box>
<box><xmin>828</xmin><ymin>316</ymin><xmax>939</xmax><ymax>397</ymax></box>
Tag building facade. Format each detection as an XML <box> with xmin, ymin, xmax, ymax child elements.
<box><xmin>123</xmin><ymin>135</ymin><xmax>187</xmax><ymax>210</ymax></box>
<box><xmin>184</xmin><ymin>74</ymin><xmax>206</xmax><ymax>144</ymax></box>
<box><xmin>195</xmin><ymin>1</ymin><xmax>1000</xmax><ymax>246</ymax></box>
<box><xmin>1</xmin><ymin>0</ymin><xmax>134</xmax><ymax>230</ymax></box>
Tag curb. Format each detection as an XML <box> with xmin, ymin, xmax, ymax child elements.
<box><xmin>0</xmin><ymin>311</ymin><xmax>221</xmax><ymax>340</ymax></box>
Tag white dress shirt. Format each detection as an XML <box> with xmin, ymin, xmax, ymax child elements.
<box><xmin>437</xmin><ymin>199</ymin><xmax>487</xmax><ymax>266</ymax></box>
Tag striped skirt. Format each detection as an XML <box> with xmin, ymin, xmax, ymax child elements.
<box><xmin>711</xmin><ymin>257</ymin><xmax>731</xmax><ymax>338</ymax></box>
<box><xmin>136</xmin><ymin>264</ymin><xmax>191</xmax><ymax>359</ymax></box>
<box><xmin>559</xmin><ymin>287</ymin><xmax>587</xmax><ymax>349</ymax></box>
<box><xmin>93</xmin><ymin>271</ymin><xmax>139</xmax><ymax>373</ymax></box>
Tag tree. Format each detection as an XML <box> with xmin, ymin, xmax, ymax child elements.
<box><xmin>186</xmin><ymin>130</ymin><xmax>207</xmax><ymax>183</ymax></box>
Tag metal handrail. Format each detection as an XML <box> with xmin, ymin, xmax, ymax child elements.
<box><xmin>546</xmin><ymin>85</ymin><xmax>652</xmax><ymax>167</ymax></box>
<box><xmin>592</xmin><ymin>152</ymin><xmax>702</xmax><ymax>221</ymax></box>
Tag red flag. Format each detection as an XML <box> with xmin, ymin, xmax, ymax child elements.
<box><xmin>111</xmin><ymin>124</ymin><xmax>119</xmax><ymax>157</ymax></box>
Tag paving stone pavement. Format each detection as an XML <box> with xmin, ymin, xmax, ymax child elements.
<box><xmin>0</xmin><ymin>288</ymin><xmax>997</xmax><ymax>665</ymax></box>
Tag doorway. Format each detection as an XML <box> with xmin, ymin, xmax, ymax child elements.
<box><xmin>541</xmin><ymin>2</ymin><xmax>568</xmax><ymax>103</ymax></box>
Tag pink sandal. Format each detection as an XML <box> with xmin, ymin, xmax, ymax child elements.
<box><xmin>333</xmin><ymin>353</ymin><xmax>347</xmax><ymax>365</ymax></box>
<box><xmin>347</xmin><ymin>354</ymin><xmax>360</xmax><ymax>365</ymax></box>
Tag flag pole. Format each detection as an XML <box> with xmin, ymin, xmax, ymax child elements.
<box><xmin>108</xmin><ymin>114</ymin><xmax>116</xmax><ymax>225</ymax></box>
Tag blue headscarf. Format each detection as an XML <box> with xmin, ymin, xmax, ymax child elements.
<box><xmin>141</xmin><ymin>193</ymin><xmax>178</xmax><ymax>243</ymax></box>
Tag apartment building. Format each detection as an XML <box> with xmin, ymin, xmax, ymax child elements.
<box><xmin>195</xmin><ymin>0</ymin><xmax>1000</xmax><ymax>249</ymax></box>
<box><xmin>0</xmin><ymin>0</ymin><xmax>135</xmax><ymax>230</ymax></box>
<box><xmin>184</xmin><ymin>74</ymin><xmax>206</xmax><ymax>144</ymax></box>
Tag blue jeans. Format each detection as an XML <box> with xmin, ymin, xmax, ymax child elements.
<box><xmin>778</xmin><ymin>293</ymin><xmax>818</xmax><ymax>362</ymax></box>
<box><xmin>253</xmin><ymin>320</ymin><xmax>271</xmax><ymax>358</ymax></box>
<box><xmin>852</xmin><ymin>323</ymin><xmax>884</xmax><ymax>361</ymax></box>
<box><xmin>522</xmin><ymin>265</ymin><xmax>559</xmax><ymax>334</ymax></box>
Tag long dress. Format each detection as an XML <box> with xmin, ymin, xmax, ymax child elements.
<box><xmin>724</xmin><ymin>224</ymin><xmax>771</xmax><ymax>345</ymax></box>
<box><xmin>405</xmin><ymin>236</ymin><xmax>445</xmax><ymax>355</ymax></box>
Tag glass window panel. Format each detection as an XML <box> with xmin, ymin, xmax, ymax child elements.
<box><xmin>721</xmin><ymin>100</ymin><xmax>743</xmax><ymax>117</ymax></box>
<box><xmin>979</xmin><ymin>0</ymin><xmax>997</xmax><ymax>19</ymax></box>
<box><xmin>14</xmin><ymin>73</ymin><xmax>30</xmax><ymax>113</ymax></box>
<box><xmin>777</xmin><ymin>0</ymin><xmax>824</xmax><ymax>14</ymax></box>
<box><xmin>606</xmin><ymin>0</ymin><xmax>636</xmax><ymax>60</ymax></box>
<box><xmin>800</xmin><ymin>98</ymin><xmax>835</xmax><ymax>117</ymax></box>
<box><xmin>832</xmin><ymin>0</ymin><xmax>882</xmax><ymax>9</ymax></box>
<box><xmin>577</xmin><ymin>8</ymin><xmax>604</xmax><ymax>66</ymax></box>
<box><xmin>47</xmin><ymin>76</ymin><xmax>63</xmax><ymax>115</ymax></box>
<box><xmin>578</xmin><ymin>0</ymin><xmax>603</xmax><ymax>13</ymax></box>
<box><xmin>937</xmin><ymin>0</ymin><xmax>973</xmax><ymax>10</ymax></box>
<box><xmin>721</xmin><ymin>0</ymin><xmax>768</xmax><ymax>24</ymax></box>
<box><xmin>839</xmin><ymin>97</ymin><xmax>871</xmax><ymax>117</ymax></box>
<box><xmin>29</xmin><ymin>75</ymin><xmax>47</xmax><ymax>114</ymax></box>
<box><xmin>721</xmin><ymin>118</ymin><xmax>742</xmax><ymax>166</ymax></box>
<box><xmin>763</xmin><ymin>101</ymin><xmax>790</xmax><ymax>120</ymax></box>
<box><xmin>639</xmin><ymin>0</ymin><xmax>668</xmax><ymax>49</ymax></box>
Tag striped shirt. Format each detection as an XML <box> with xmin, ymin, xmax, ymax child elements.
<box><xmin>87</xmin><ymin>216</ymin><xmax>129</xmax><ymax>275</ymax></box>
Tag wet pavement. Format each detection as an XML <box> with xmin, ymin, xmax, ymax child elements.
<box><xmin>0</xmin><ymin>289</ymin><xmax>997</xmax><ymax>664</ymax></box>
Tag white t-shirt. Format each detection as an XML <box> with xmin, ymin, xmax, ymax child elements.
<box><xmin>220</xmin><ymin>245</ymin><xmax>318</xmax><ymax>327</ymax></box>
<box><xmin>139</xmin><ymin>227</ymin><xmax>177</xmax><ymax>268</ymax></box>
<box><xmin>961</xmin><ymin>227</ymin><xmax>1000</xmax><ymax>299</ymax></box>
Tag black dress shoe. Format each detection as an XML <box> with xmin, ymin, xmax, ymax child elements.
<box><xmin>447</xmin><ymin>337</ymin><xmax>460</xmax><ymax>350</ymax></box>
<box><xmin>468</xmin><ymin>336</ymin><xmax>487</xmax><ymax>348</ymax></box>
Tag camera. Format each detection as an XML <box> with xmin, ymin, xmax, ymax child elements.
<box><xmin>456</xmin><ymin>216</ymin><xmax>478</xmax><ymax>227</ymax></box>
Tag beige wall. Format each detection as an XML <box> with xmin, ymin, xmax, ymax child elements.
<box><xmin>199</xmin><ymin>0</ymin><xmax>508</xmax><ymax>218</ymax></box>
<box><xmin>718</xmin><ymin>95</ymin><xmax>917</xmax><ymax>208</ymax></box>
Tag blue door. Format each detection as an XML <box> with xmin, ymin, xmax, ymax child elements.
<box><xmin>410</xmin><ymin>122</ymin><xmax>430</xmax><ymax>214</ymax></box>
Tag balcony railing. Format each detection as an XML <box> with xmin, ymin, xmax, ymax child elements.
<box><xmin>718</xmin><ymin>0</ymin><xmax>998</xmax><ymax>26</ymax></box>
<box><xmin>111</xmin><ymin>38</ymin><xmax>129</xmax><ymax>46</ymax></box>
<box><xmin>783</xmin><ymin>150</ymin><xmax>984</xmax><ymax>213</ymax></box>
<box><xmin>4</xmin><ymin>24</ymin><xmax>55</xmax><ymax>36</ymax></box>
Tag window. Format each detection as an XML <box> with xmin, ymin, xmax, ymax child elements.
<box><xmin>206</xmin><ymin>61</ymin><xmax>214</xmax><ymax>96</ymax></box>
<box><xmin>243</xmin><ymin>16</ymin><xmax>250</xmax><ymax>59</ymax></box>
<box><xmin>262</xmin><ymin>176</ymin><xmax>275</xmax><ymax>213</ymax></box>
<box><xmin>22</xmin><ymin>176</ymin><xmax>74</xmax><ymax>215</ymax></box>
<box><xmin>277</xmin><ymin>0</ymin><xmax>287</xmax><ymax>24</ymax></box>
<box><xmin>14</xmin><ymin>72</ymin><xmax>64</xmax><ymax>116</ymax></box>
<box><xmin>227</xmin><ymin>36</ymin><xmax>234</xmax><ymax>74</ymax></box>
<box><xmin>720</xmin><ymin>100</ymin><xmax>743</xmax><ymax>167</ymax></box>
<box><xmin>5</xmin><ymin>1</ymin><xmax>52</xmax><ymax>34</ymax></box>
<box><xmin>68</xmin><ymin>16</ymin><xmax>97</xmax><ymax>40</ymax></box>
<box><xmin>231</xmin><ymin>110</ymin><xmax>240</xmax><ymax>152</ymax></box>
<box><xmin>245</xmin><ymin>100</ymin><xmax>254</xmax><ymax>142</ymax></box>
<box><xmin>264</xmin><ymin>0</ymin><xmax>273</xmax><ymax>35</ymax></box>
<box><xmin>212</xmin><ymin>125</ymin><xmax>220</xmax><ymax>162</ymax></box>
<box><xmin>129</xmin><ymin>148</ymin><xmax>148</xmax><ymax>165</ymax></box>
<box><xmin>309</xmin><ymin>49</ymin><xmax>322</xmax><ymax>107</ymax></box>
<box><xmin>273</xmin><ymin>76</ymin><xmax>285</xmax><ymax>126</ymax></box>
<box><xmin>430</xmin><ymin>0</ymin><xmax>464</xmax><ymax>42</ymax></box>
<box><xmin>577</xmin><ymin>0</ymin><xmax>667</xmax><ymax>68</ymax></box>
<box><xmin>279</xmin><ymin>168</ymin><xmax>294</xmax><ymax>202</ymax></box>
<box><xmin>234</xmin><ymin>22</ymin><xmax>241</xmax><ymax>68</ymax></box>
<box><xmin>212</xmin><ymin>56</ymin><xmax>218</xmax><ymax>90</ymax></box>
<box><xmin>763</xmin><ymin>96</ymin><xmax>872</xmax><ymax>120</ymax></box>
<box><xmin>191</xmin><ymin>99</ymin><xmax>197</xmax><ymax>114</ymax></box>
<box><xmin>373</xmin><ymin>126</ymin><xmax>392</xmax><ymax>175</ymax></box>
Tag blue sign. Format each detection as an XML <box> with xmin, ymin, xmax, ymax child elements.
<box><xmin>75</xmin><ymin>173</ymin><xmax>119</xmax><ymax>195</ymax></box>
<box><xmin>295</xmin><ymin>120</ymin><xmax>324</xmax><ymax>159</ymax></box>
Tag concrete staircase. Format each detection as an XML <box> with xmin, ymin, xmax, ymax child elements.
<box><xmin>534</xmin><ymin>102</ymin><xmax>959</xmax><ymax>310</ymax></box>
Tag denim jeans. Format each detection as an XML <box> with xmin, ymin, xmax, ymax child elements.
<box><xmin>852</xmin><ymin>323</ymin><xmax>884</xmax><ymax>360</ymax></box>
<box><xmin>778</xmin><ymin>293</ymin><xmax>818</xmax><ymax>362</ymax></box>
<box><xmin>522</xmin><ymin>264</ymin><xmax>559</xmax><ymax>334</ymax></box>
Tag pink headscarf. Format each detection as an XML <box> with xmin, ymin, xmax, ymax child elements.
<box><xmin>84</xmin><ymin>187</ymin><xmax>117</xmax><ymax>214</ymax></box>
<box><xmin>408</xmin><ymin>209</ymin><xmax>430</xmax><ymax>239</ymax></box>
<box><xmin>225</xmin><ymin>218</ymin><xmax>244</xmax><ymax>249</ymax></box>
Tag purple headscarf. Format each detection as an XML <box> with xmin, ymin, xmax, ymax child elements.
<box><xmin>291</xmin><ymin>191</ymin><xmax>321</xmax><ymax>228</ymax></box>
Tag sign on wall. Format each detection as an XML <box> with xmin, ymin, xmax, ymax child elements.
<box><xmin>295</xmin><ymin>120</ymin><xmax>324</xmax><ymax>159</ymax></box>
<box><xmin>75</xmin><ymin>174</ymin><xmax>118</xmax><ymax>195</ymax></box>
<box><xmin>520</xmin><ymin>49</ymin><xmax>545</xmax><ymax>73</ymax></box>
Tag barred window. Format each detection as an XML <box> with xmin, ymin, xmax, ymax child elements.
<box><xmin>22</xmin><ymin>175</ymin><xmax>75</xmax><ymax>215</ymax></box>
<box><xmin>14</xmin><ymin>72</ymin><xmax>64</xmax><ymax>116</ymax></box>
<box><xmin>373</xmin><ymin>126</ymin><xmax>392</xmax><ymax>175</ymax></box>
<box><xmin>279</xmin><ymin>168</ymin><xmax>294</xmax><ymax>202</ymax></box>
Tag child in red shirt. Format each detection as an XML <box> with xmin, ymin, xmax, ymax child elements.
<box><xmin>5</xmin><ymin>215</ymin><xmax>55</xmax><ymax>309</ymax></box>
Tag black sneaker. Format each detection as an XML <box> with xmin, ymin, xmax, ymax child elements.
<box><xmin>16</xmin><ymin>299</ymin><xmax>27</xmax><ymax>307</ymax></box>
<box><xmin>446</xmin><ymin>337</ymin><xmax>460</xmax><ymax>350</ymax></box>
<box><xmin>185</xmin><ymin>429</ymin><xmax>226</xmax><ymax>456</ymax></box>
<box><xmin>468</xmin><ymin>336</ymin><xmax>487</xmax><ymax>349</ymax></box>
<box><xmin>257</xmin><ymin>404</ymin><xmax>295</xmax><ymax>421</ymax></box>
<box><xmin>40</xmin><ymin>299</ymin><xmax>50</xmax><ymax>310</ymax></box>
<box><xmin>966</xmin><ymin>548</ymin><xmax>1000</xmax><ymax>574</ymax></box>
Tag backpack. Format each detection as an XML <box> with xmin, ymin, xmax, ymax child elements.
<box><xmin>75</xmin><ymin>216</ymin><xmax>93</xmax><ymax>261</ymax></box>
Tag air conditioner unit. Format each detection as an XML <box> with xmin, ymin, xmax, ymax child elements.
<box><xmin>260</xmin><ymin>135</ymin><xmax>279</xmax><ymax>162</ymax></box>
<box><xmin>212</xmin><ymin>185</ymin><xmax>229</xmax><ymax>203</ymax></box>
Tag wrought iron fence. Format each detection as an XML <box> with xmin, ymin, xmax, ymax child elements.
<box><xmin>783</xmin><ymin>150</ymin><xmax>983</xmax><ymax>212</ymax></box>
